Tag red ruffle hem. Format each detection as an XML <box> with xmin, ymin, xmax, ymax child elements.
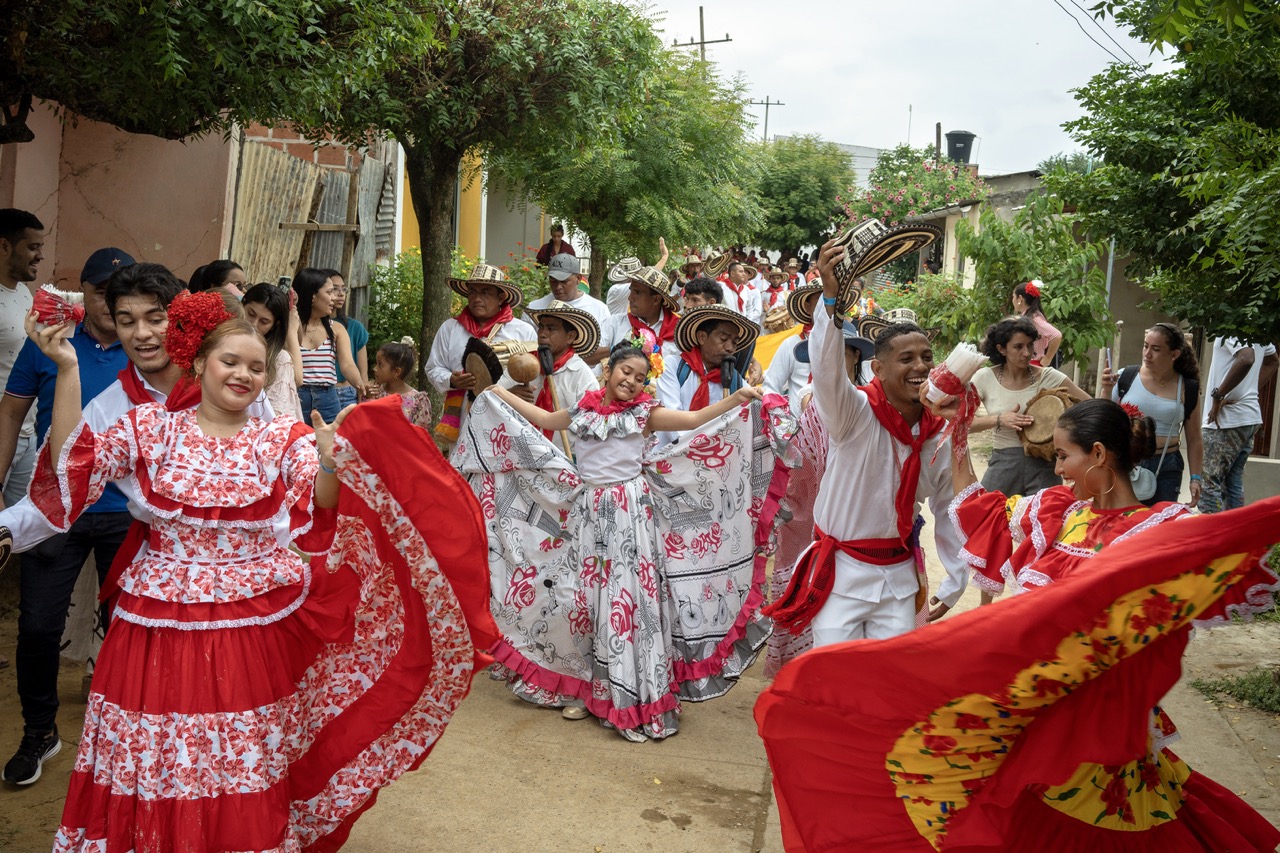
<box><xmin>756</xmin><ymin>496</ymin><xmax>1280</xmax><ymax>852</ymax></box>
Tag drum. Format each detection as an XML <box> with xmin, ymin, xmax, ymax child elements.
<box><xmin>1020</xmin><ymin>387</ymin><xmax>1073</xmax><ymax>462</ymax></box>
<box><xmin>763</xmin><ymin>305</ymin><xmax>794</xmax><ymax>334</ymax></box>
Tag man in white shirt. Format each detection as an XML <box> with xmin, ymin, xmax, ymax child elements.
<box><xmin>0</xmin><ymin>209</ymin><xmax>42</xmax><ymax>507</ymax></box>
<box><xmin>764</xmin><ymin>241</ymin><xmax>967</xmax><ymax>646</ymax></box>
<box><xmin>524</xmin><ymin>253</ymin><xmax>610</xmax><ymax>367</ymax></box>
<box><xmin>600</xmin><ymin>265</ymin><xmax>680</xmax><ymax>358</ymax></box>
<box><xmin>718</xmin><ymin>261</ymin><xmax>762</xmax><ymax>329</ymax></box>
<box><xmin>654</xmin><ymin>305</ymin><xmax>757</xmax><ymax>444</ymax></box>
<box><xmin>1199</xmin><ymin>337</ymin><xmax>1279</xmax><ymax>513</ymax></box>
<box><xmin>425</xmin><ymin>264</ymin><xmax>536</xmax><ymax>445</ymax></box>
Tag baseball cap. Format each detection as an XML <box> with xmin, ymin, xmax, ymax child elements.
<box><xmin>548</xmin><ymin>253</ymin><xmax>580</xmax><ymax>281</ymax></box>
<box><xmin>81</xmin><ymin>247</ymin><xmax>136</xmax><ymax>286</ymax></box>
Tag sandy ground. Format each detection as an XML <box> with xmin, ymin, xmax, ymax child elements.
<box><xmin>1</xmin><ymin>466</ymin><xmax>1277</xmax><ymax>850</ymax></box>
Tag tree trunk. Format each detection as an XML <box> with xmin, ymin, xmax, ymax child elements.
<box><xmin>403</xmin><ymin>142</ymin><xmax>464</xmax><ymax>391</ymax></box>
<box><xmin>587</xmin><ymin>234</ymin><xmax>607</xmax><ymax>299</ymax></box>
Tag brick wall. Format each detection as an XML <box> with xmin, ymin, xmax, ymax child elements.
<box><xmin>243</xmin><ymin>122</ymin><xmax>362</xmax><ymax>170</ymax></box>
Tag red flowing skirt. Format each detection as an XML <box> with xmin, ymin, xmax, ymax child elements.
<box><xmin>756</xmin><ymin>496</ymin><xmax>1280</xmax><ymax>852</ymax></box>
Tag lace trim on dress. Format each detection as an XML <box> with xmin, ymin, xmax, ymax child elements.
<box><xmin>568</xmin><ymin>395</ymin><xmax>655</xmax><ymax>441</ymax></box>
<box><xmin>113</xmin><ymin>564</ymin><xmax>312</xmax><ymax>631</ymax></box>
<box><xmin>948</xmin><ymin>482</ymin><xmax>988</xmax><ymax>570</ymax></box>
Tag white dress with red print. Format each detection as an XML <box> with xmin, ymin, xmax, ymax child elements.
<box><xmin>452</xmin><ymin>390</ymin><xmax>794</xmax><ymax>740</ymax></box>
<box><xmin>37</xmin><ymin>401</ymin><xmax>493</xmax><ymax>852</ymax></box>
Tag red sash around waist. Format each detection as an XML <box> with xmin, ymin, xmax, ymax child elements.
<box><xmin>761</xmin><ymin>525</ymin><xmax>910</xmax><ymax>635</ymax></box>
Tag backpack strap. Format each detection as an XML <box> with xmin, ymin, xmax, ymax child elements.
<box><xmin>1117</xmin><ymin>365</ymin><xmax>1138</xmax><ymax>401</ymax></box>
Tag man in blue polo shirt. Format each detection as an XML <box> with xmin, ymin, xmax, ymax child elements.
<box><xmin>0</xmin><ymin>247</ymin><xmax>133</xmax><ymax>787</ymax></box>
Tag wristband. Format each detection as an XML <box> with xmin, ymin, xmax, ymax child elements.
<box><xmin>318</xmin><ymin>458</ymin><xmax>336</xmax><ymax>474</ymax></box>
<box><xmin>1189</xmin><ymin>474</ymin><xmax>1201</xmax><ymax>482</ymax></box>
<box><xmin>822</xmin><ymin>295</ymin><xmax>837</xmax><ymax>306</ymax></box>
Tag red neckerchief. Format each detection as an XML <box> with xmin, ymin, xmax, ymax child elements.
<box><xmin>456</xmin><ymin>304</ymin><xmax>513</xmax><ymax>340</ymax></box>
<box><xmin>789</xmin><ymin>273</ymin><xmax>801</xmax><ymax>288</ymax></box>
<box><xmin>801</xmin><ymin>323</ymin><xmax>813</xmax><ymax>340</ymax></box>
<box><xmin>628</xmin><ymin>310</ymin><xmax>678</xmax><ymax>348</ymax></box>
<box><xmin>680</xmin><ymin>349</ymin><xmax>721</xmax><ymax>412</ymax></box>
<box><xmin>577</xmin><ymin>387</ymin><xmax>653</xmax><ymax>415</ymax></box>
<box><xmin>534</xmin><ymin>348</ymin><xmax>577</xmax><ymax>437</ymax></box>
<box><xmin>765</xmin><ymin>285</ymin><xmax>785</xmax><ymax>307</ymax></box>
<box><xmin>861</xmin><ymin>377</ymin><xmax>946</xmax><ymax>544</ymax></box>
<box><xmin>118</xmin><ymin>365</ymin><xmax>201</xmax><ymax>411</ymax></box>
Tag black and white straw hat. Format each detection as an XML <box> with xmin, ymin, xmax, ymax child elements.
<box><xmin>674</xmin><ymin>304</ymin><xmax>760</xmax><ymax>354</ymax></box>
<box><xmin>447</xmin><ymin>263</ymin><xmax>524</xmax><ymax>310</ymax></box>
<box><xmin>527</xmin><ymin>300</ymin><xmax>602</xmax><ymax>356</ymax></box>
<box><xmin>829</xmin><ymin>219</ymin><xmax>941</xmax><ymax>313</ymax></box>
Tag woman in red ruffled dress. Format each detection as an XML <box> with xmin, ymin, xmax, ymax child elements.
<box><xmin>26</xmin><ymin>292</ymin><xmax>495</xmax><ymax>852</ymax></box>
<box><xmin>756</xmin><ymin>398</ymin><xmax>1280</xmax><ymax>852</ymax></box>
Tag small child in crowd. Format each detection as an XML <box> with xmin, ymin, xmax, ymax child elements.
<box><xmin>375</xmin><ymin>336</ymin><xmax>432</xmax><ymax>429</ymax></box>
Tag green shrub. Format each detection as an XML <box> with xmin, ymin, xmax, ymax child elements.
<box><xmin>1192</xmin><ymin>667</ymin><xmax>1280</xmax><ymax>715</ymax></box>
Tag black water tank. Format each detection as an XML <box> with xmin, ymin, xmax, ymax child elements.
<box><xmin>945</xmin><ymin>130</ymin><xmax>976</xmax><ymax>163</ymax></box>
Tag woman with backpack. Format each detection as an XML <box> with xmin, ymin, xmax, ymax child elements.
<box><xmin>1101</xmin><ymin>322</ymin><xmax>1204</xmax><ymax>506</ymax></box>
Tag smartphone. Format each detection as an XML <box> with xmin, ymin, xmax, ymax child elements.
<box><xmin>277</xmin><ymin>275</ymin><xmax>292</xmax><ymax>290</ymax></box>
<box><xmin>1104</xmin><ymin>348</ymin><xmax>1111</xmax><ymax>370</ymax></box>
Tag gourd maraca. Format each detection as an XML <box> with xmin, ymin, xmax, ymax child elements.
<box><xmin>506</xmin><ymin>352</ymin><xmax>541</xmax><ymax>385</ymax></box>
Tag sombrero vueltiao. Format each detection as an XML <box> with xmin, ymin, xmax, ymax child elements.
<box><xmin>680</xmin><ymin>254</ymin><xmax>704</xmax><ymax>275</ymax></box>
<box><xmin>608</xmin><ymin>257</ymin><xmax>643</xmax><ymax>284</ymax></box>
<box><xmin>765</xmin><ymin>266</ymin><xmax>789</xmax><ymax>283</ymax></box>
<box><xmin>526</xmin><ymin>299</ymin><xmax>602</xmax><ymax>356</ymax></box>
<box><xmin>448</xmin><ymin>263</ymin><xmax>524</xmax><ymax>310</ymax></box>
<box><xmin>785</xmin><ymin>283</ymin><xmax>825</xmax><ymax>326</ymax></box>
<box><xmin>674</xmin><ymin>304</ymin><xmax>760</xmax><ymax>355</ymax></box>
<box><xmin>857</xmin><ymin>307</ymin><xmax>941</xmax><ymax>345</ymax></box>
<box><xmin>627</xmin><ymin>265</ymin><xmax>680</xmax><ymax>313</ymax></box>
<box><xmin>830</xmin><ymin>219</ymin><xmax>942</xmax><ymax>313</ymax></box>
<box><xmin>704</xmin><ymin>252</ymin><xmax>732</xmax><ymax>278</ymax></box>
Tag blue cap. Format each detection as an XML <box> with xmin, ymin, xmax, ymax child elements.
<box><xmin>81</xmin><ymin>247</ymin><xmax>136</xmax><ymax>286</ymax></box>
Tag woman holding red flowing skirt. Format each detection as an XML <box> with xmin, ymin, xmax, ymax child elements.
<box><xmin>25</xmin><ymin>293</ymin><xmax>496</xmax><ymax>852</ymax></box>
<box><xmin>756</xmin><ymin>399</ymin><xmax>1280</xmax><ymax>851</ymax></box>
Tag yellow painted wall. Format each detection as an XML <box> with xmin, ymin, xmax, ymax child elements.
<box><xmin>398</xmin><ymin>151</ymin><xmax>484</xmax><ymax>257</ymax></box>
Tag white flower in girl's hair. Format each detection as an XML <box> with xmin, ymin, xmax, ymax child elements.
<box><xmin>32</xmin><ymin>285</ymin><xmax>86</xmax><ymax>329</ymax></box>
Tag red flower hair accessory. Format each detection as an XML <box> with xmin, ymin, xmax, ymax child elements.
<box><xmin>164</xmin><ymin>290</ymin><xmax>236</xmax><ymax>372</ymax></box>
<box><xmin>1024</xmin><ymin>280</ymin><xmax>1043</xmax><ymax>298</ymax></box>
<box><xmin>1120</xmin><ymin>402</ymin><xmax>1144</xmax><ymax>420</ymax></box>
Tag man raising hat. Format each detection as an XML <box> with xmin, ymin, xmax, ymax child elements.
<box><xmin>501</xmin><ymin>300</ymin><xmax>600</xmax><ymax>450</ymax></box>
<box><xmin>763</xmin><ymin>235</ymin><xmax>965</xmax><ymax>647</ymax></box>
<box><xmin>425</xmin><ymin>263</ymin><xmax>536</xmax><ymax>443</ymax></box>
<box><xmin>655</xmin><ymin>304</ymin><xmax>757</xmax><ymax>444</ymax></box>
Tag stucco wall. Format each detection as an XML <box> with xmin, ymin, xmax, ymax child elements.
<box><xmin>54</xmin><ymin>117</ymin><xmax>234</xmax><ymax>285</ymax></box>
<box><xmin>0</xmin><ymin>102</ymin><xmax>64</xmax><ymax>279</ymax></box>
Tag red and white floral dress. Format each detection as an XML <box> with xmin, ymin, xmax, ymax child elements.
<box><xmin>35</xmin><ymin>399</ymin><xmax>496</xmax><ymax>852</ymax></box>
<box><xmin>452</xmin><ymin>389</ymin><xmax>794</xmax><ymax>740</ymax></box>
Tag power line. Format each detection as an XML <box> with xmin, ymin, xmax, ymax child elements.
<box><xmin>1066</xmin><ymin>0</ymin><xmax>1143</xmax><ymax>66</ymax></box>
<box><xmin>1049</xmin><ymin>0</ymin><xmax>1130</xmax><ymax>67</ymax></box>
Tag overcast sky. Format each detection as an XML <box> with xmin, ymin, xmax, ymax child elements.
<box><xmin>650</xmin><ymin>0</ymin><xmax>1176</xmax><ymax>175</ymax></box>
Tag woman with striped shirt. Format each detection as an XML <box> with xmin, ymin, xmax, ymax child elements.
<box><xmin>293</xmin><ymin>267</ymin><xmax>366</xmax><ymax>422</ymax></box>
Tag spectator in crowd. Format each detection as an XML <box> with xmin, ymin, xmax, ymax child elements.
<box><xmin>526</xmin><ymin>253</ymin><xmax>610</xmax><ymax>366</ymax></box>
<box><xmin>0</xmin><ymin>209</ymin><xmax>42</xmax><ymax>509</ymax></box>
<box><xmin>1011</xmin><ymin>280</ymin><xmax>1061</xmax><ymax>366</ymax></box>
<box><xmin>293</xmin><ymin>267</ymin><xmax>366</xmax><ymax>423</ymax></box>
<box><xmin>1199</xmin><ymin>336</ymin><xmax>1279</xmax><ymax>512</ymax></box>
<box><xmin>241</xmin><ymin>282</ymin><xmax>304</xmax><ymax>420</ymax></box>
<box><xmin>535</xmin><ymin>222</ymin><xmax>574</xmax><ymax>266</ymax></box>
<box><xmin>1103</xmin><ymin>322</ymin><xmax>1204</xmax><ymax>506</ymax></box>
<box><xmin>374</xmin><ymin>337</ymin><xmax>434</xmax><ymax>432</ymax></box>
<box><xmin>324</xmin><ymin>269</ymin><xmax>368</xmax><ymax>409</ymax></box>
<box><xmin>189</xmin><ymin>259</ymin><xmax>247</xmax><ymax>297</ymax></box>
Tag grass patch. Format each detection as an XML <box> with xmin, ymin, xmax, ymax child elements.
<box><xmin>1192</xmin><ymin>667</ymin><xmax>1280</xmax><ymax>715</ymax></box>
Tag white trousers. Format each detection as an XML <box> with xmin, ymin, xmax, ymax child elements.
<box><xmin>810</xmin><ymin>590</ymin><xmax>915</xmax><ymax>647</ymax></box>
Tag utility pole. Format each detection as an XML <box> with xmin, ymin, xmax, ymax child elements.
<box><xmin>672</xmin><ymin>5</ymin><xmax>732</xmax><ymax>62</ymax></box>
<box><xmin>750</xmin><ymin>97</ymin><xmax>786</xmax><ymax>142</ymax></box>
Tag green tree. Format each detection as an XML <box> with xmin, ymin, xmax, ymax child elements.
<box><xmin>1058</xmin><ymin>2</ymin><xmax>1280</xmax><ymax>342</ymax></box>
<box><xmin>0</xmin><ymin>0</ymin><xmax>431</xmax><ymax>143</ymax></box>
<box><xmin>491</xmin><ymin>50</ymin><xmax>761</xmax><ymax>297</ymax></box>
<box><xmin>873</xmin><ymin>192</ymin><xmax>1112</xmax><ymax>365</ymax></box>
<box><xmin>1037</xmin><ymin>151</ymin><xmax>1094</xmax><ymax>174</ymax></box>
<box><xmin>304</xmin><ymin>0</ymin><xmax>660</xmax><ymax>384</ymax></box>
<box><xmin>752</xmin><ymin>135</ymin><xmax>854</xmax><ymax>260</ymax></box>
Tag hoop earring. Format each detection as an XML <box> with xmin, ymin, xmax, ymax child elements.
<box><xmin>1083</xmin><ymin>464</ymin><xmax>1117</xmax><ymax>497</ymax></box>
